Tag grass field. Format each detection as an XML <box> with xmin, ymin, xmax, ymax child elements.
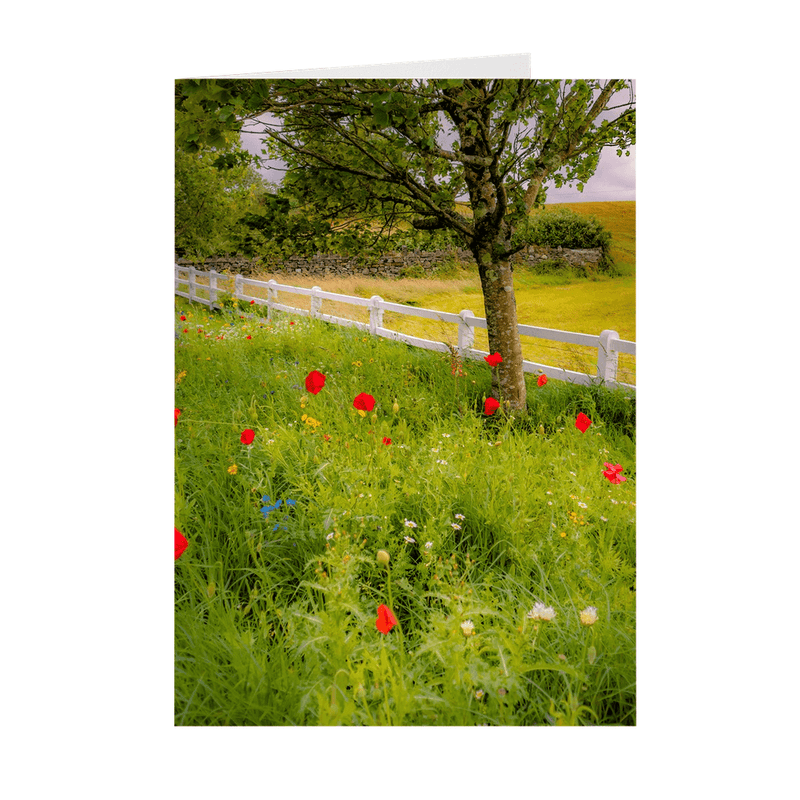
<box><xmin>204</xmin><ymin>201</ymin><xmax>636</xmax><ymax>384</ymax></box>
<box><xmin>174</xmin><ymin>295</ymin><xmax>636</xmax><ymax>726</ymax></box>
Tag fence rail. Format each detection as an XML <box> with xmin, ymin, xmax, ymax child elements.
<box><xmin>175</xmin><ymin>265</ymin><xmax>635</xmax><ymax>391</ymax></box>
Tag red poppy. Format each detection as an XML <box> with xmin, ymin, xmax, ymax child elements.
<box><xmin>484</xmin><ymin>397</ymin><xmax>500</xmax><ymax>415</ymax></box>
<box><xmin>175</xmin><ymin>528</ymin><xmax>188</xmax><ymax>560</ymax></box>
<box><xmin>603</xmin><ymin>463</ymin><xmax>627</xmax><ymax>484</ymax></box>
<box><xmin>289</xmin><ymin>321</ymin><xmax>295</xmax><ymax>326</ymax></box>
<box><xmin>174</xmin><ymin>408</ymin><xmax>181</xmax><ymax>426</ymax></box>
<box><xmin>250</xmin><ymin>300</ymin><xmax>255</xmax><ymax>304</ymax></box>
<box><xmin>537</xmin><ymin>374</ymin><xmax>548</xmax><ymax>387</ymax></box>
<box><xmin>180</xmin><ymin>315</ymin><xmax>186</xmax><ymax>321</ymax></box>
<box><xmin>183</xmin><ymin>328</ymin><xmax>188</xmax><ymax>333</ymax></box>
<box><xmin>353</xmin><ymin>392</ymin><xmax>376</xmax><ymax>412</ymax></box>
<box><xmin>382</xmin><ymin>436</ymin><xmax>392</xmax><ymax>446</ymax></box>
<box><xmin>484</xmin><ymin>352</ymin><xmax>503</xmax><ymax>367</ymax></box>
<box><xmin>376</xmin><ymin>604</ymin><xmax>398</xmax><ymax>634</ymax></box>
<box><xmin>305</xmin><ymin>370</ymin><xmax>326</xmax><ymax>395</ymax></box>
<box><xmin>240</xmin><ymin>429</ymin><xmax>255</xmax><ymax>445</ymax></box>
<box><xmin>575</xmin><ymin>412</ymin><xmax>593</xmax><ymax>433</ymax></box>
<box><xmin>246</xmin><ymin>335</ymin><xmax>252</xmax><ymax>340</ymax></box>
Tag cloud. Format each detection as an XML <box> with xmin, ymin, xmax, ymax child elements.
<box><xmin>546</xmin><ymin>145</ymin><xmax>636</xmax><ymax>203</ymax></box>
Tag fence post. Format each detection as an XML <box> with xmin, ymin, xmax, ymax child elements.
<box><xmin>188</xmin><ymin>266</ymin><xmax>196</xmax><ymax>304</ymax></box>
<box><xmin>369</xmin><ymin>295</ymin><xmax>384</xmax><ymax>335</ymax></box>
<box><xmin>267</xmin><ymin>279</ymin><xmax>278</xmax><ymax>322</ymax></box>
<box><xmin>458</xmin><ymin>309</ymin><xmax>476</xmax><ymax>356</ymax></box>
<box><xmin>209</xmin><ymin>270</ymin><xmax>218</xmax><ymax>309</ymax></box>
<box><xmin>311</xmin><ymin>286</ymin><xmax>322</xmax><ymax>319</ymax></box>
<box><xmin>598</xmin><ymin>329</ymin><xmax>620</xmax><ymax>384</ymax></box>
<box><xmin>174</xmin><ymin>264</ymin><xmax>181</xmax><ymax>294</ymax></box>
<box><xmin>234</xmin><ymin>273</ymin><xmax>244</xmax><ymax>302</ymax></box>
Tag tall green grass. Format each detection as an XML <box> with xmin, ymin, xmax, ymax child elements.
<box><xmin>174</xmin><ymin>299</ymin><xmax>636</xmax><ymax>725</ymax></box>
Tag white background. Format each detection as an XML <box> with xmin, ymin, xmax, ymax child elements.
<box><xmin>3</xmin><ymin>4</ymin><xmax>797</xmax><ymax>799</ymax></box>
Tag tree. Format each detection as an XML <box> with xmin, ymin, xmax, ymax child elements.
<box><xmin>175</xmin><ymin>78</ymin><xmax>635</xmax><ymax>412</ymax></box>
<box><xmin>175</xmin><ymin>135</ymin><xmax>267</xmax><ymax>259</ymax></box>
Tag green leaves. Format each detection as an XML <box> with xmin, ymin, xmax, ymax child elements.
<box><xmin>514</xmin><ymin>207</ymin><xmax>613</xmax><ymax>251</ymax></box>
<box><xmin>368</xmin><ymin>89</ymin><xmax>420</xmax><ymax>129</ymax></box>
<box><xmin>372</xmin><ymin>106</ymin><xmax>390</xmax><ymax>128</ymax></box>
<box><xmin>175</xmin><ymin>142</ymin><xmax>267</xmax><ymax>260</ymax></box>
<box><xmin>175</xmin><ymin>76</ymin><xmax>635</xmax><ymax>298</ymax></box>
<box><xmin>437</xmin><ymin>78</ymin><xmax>464</xmax><ymax>90</ymax></box>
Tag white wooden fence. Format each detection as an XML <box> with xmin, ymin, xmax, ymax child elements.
<box><xmin>175</xmin><ymin>264</ymin><xmax>635</xmax><ymax>390</ymax></box>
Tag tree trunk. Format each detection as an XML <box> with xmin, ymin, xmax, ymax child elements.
<box><xmin>447</xmin><ymin>82</ymin><xmax>528</xmax><ymax>414</ymax></box>
<box><xmin>474</xmin><ymin>245</ymin><xmax>527</xmax><ymax>413</ymax></box>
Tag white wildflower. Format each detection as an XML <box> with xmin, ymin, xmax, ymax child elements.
<box><xmin>527</xmin><ymin>602</ymin><xmax>556</xmax><ymax>622</ymax></box>
<box><xmin>580</xmin><ymin>606</ymin><xmax>599</xmax><ymax>626</ymax></box>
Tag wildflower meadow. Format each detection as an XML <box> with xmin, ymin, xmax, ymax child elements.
<box><xmin>174</xmin><ymin>297</ymin><xmax>636</xmax><ymax>726</ymax></box>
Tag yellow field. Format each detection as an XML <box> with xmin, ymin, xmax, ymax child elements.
<box><xmin>237</xmin><ymin>201</ymin><xmax>636</xmax><ymax>384</ymax></box>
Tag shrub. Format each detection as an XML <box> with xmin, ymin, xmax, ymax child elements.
<box><xmin>516</xmin><ymin>208</ymin><xmax>616</xmax><ymax>273</ymax></box>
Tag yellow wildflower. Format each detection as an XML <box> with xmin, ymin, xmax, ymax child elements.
<box><xmin>227</xmin><ymin>464</ymin><xmax>238</xmax><ymax>475</ymax></box>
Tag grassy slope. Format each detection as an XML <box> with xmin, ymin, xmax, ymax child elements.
<box><xmin>174</xmin><ymin>302</ymin><xmax>637</xmax><ymax>725</ymax></box>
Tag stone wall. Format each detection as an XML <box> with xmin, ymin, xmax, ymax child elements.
<box><xmin>176</xmin><ymin>245</ymin><xmax>603</xmax><ymax>279</ymax></box>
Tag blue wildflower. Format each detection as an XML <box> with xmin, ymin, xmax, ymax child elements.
<box><xmin>260</xmin><ymin>495</ymin><xmax>296</xmax><ymax>520</ymax></box>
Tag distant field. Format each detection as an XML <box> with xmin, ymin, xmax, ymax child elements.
<box><xmin>244</xmin><ymin>201</ymin><xmax>636</xmax><ymax>384</ymax></box>
<box><xmin>547</xmin><ymin>201</ymin><xmax>636</xmax><ymax>274</ymax></box>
